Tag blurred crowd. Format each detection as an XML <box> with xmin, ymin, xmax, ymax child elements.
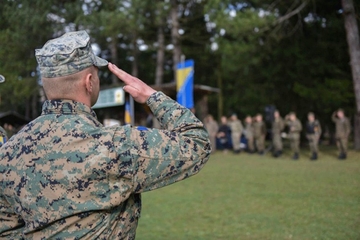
<box><xmin>204</xmin><ymin>109</ymin><xmax>351</xmax><ymax>160</ymax></box>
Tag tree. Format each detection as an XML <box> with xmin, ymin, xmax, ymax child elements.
<box><xmin>342</xmin><ymin>0</ymin><xmax>360</xmax><ymax>150</ymax></box>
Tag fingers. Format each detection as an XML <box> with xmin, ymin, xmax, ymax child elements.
<box><xmin>108</xmin><ymin>62</ymin><xmax>134</xmax><ymax>85</ymax></box>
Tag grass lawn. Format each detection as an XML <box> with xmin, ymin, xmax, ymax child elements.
<box><xmin>136</xmin><ymin>147</ymin><xmax>360</xmax><ymax>240</ymax></box>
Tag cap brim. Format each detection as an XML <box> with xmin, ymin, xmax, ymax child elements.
<box><xmin>94</xmin><ymin>56</ymin><xmax>108</xmax><ymax>67</ymax></box>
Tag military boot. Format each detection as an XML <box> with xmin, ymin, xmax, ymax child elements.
<box><xmin>338</xmin><ymin>152</ymin><xmax>346</xmax><ymax>160</ymax></box>
<box><xmin>310</xmin><ymin>152</ymin><xmax>317</xmax><ymax>160</ymax></box>
<box><xmin>292</xmin><ymin>153</ymin><xmax>299</xmax><ymax>160</ymax></box>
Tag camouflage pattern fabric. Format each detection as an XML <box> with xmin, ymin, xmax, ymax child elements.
<box><xmin>0</xmin><ymin>91</ymin><xmax>211</xmax><ymax>239</ymax></box>
<box><xmin>35</xmin><ymin>31</ymin><xmax>108</xmax><ymax>78</ymax></box>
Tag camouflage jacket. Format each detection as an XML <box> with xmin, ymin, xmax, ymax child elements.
<box><xmin>253</xmin><ymin>121</ymin><xmax>266</xmax><ymax>138</ymax></box>
<box><xmin>0</xmin><ymin>91</ymin><xmax>211</xmax><ymax>239</ymax></box>
<box><xmin>228</xmin><ymin>120</ymin><xmax>243</xmax><ymax>135</ymax></box>
<box><xmin>272</xmin><ymin>117</ymin><xmax>285</xmax><ymax>135</ymax></box>
<box><xmin>332</xmin><ymin>114</ymin><xmax>351</xmax><ymax>139</ymax></box>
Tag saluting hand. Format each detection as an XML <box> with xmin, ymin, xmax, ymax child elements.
<box><xmin>108</xmin><ymin>63</ymin><xmax>156</xmax><ymax>104</ymax></box>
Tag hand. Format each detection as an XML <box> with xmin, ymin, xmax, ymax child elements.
<box><xmin>108</xmin><ymin>63</ymin><xmax>156</xmax><ymax>104</ymax></box>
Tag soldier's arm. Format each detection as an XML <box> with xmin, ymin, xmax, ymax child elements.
<box><xmin>108</xmin><ymin>63</ymin><xmax>211</xmax><ymax>193</ymax></box>
<box><xmin>114</xmin><ymin>92</ymin><xmax>211</xmax><ymax>193</ymax></box>
<box><xmin>0</xmin><ymin>197</ymin><xmax>25</xmax><ymax>236</ymax></box>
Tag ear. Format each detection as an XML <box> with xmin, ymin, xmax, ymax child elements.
<box><xmin>84</xmin><ymin>72</ymin><xmax>93</xmax><ymax>94</ymax></box>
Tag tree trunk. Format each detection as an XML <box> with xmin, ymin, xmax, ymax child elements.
<box><xmin>342</xmin><ymin>0</ymin><xmax>360</xmax><ymax>150</ymax></box>
<box><xmin>131</xmin><ymin>37</ymin><xmax>139</xmax><ymax>77</ymax></box>
<box><xmin>170</xmin><ymin>0</ymin><xmax>181</xmax><ymax>82</ymax></box>
<box><xmin>155</xmin><ymin>26</ymin><xmax>165</xmax><ymax>86</ymax></box>
<box><xmin>110</xmin><ymin>37</ymin><xmax>118</xmax><ymax>85</ymax></box>
<box><xmin>217</xmin><ymin>55</ymin><xmax>223</xmax><ymax>121</ymax></box>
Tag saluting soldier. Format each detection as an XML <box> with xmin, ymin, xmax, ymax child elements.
<box><xmin>332</xmin><ymin>109</ymin><xmax>351</xmax><ymax>159</ymax></box>
<box><xmin>286</xmin><ymin>112</ymin><xmax>302</xmax><ymax>160</ymax></box>
<box><xmin>272</xmin><ymin>110</ymin><xmax>285</xmax><ymax>157</ymax></box>
<box><xmin>228</xmin><ymin>113</ymin><xmax>243</xmax><ymax>154</ymax></box>
<box><xmin>253</xmin><ymin>114</ymin><xmax>267</xmax><ymax>155</ymax></box>
<box><xmin>306</xmin><ymin>112</ymin><xmax>322</xmax><ymax>160</ymax></box>
<box><xmin>244</xmin><ymin>115</ymin><xmax>255</xmax><ymax>153</ymax></box>
<box><xmin>0</xmin><ymin>31</ymin><xmax>211</xmax><ymax>239</ymax></box>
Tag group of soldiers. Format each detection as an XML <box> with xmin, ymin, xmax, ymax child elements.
<box><xmin>204</xmin><ymin>108</ymin><xmax>351</xmax><ymax>160</ymax></box>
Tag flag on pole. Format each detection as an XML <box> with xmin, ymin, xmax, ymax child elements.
<box><xmin>124</xmin><ymin>99</ymin><xmax>133</xmax><ymax>125</ymax></box>
<box><xmin>176</xmin><ymin>59</ymin><xmax>194</xmax><ymax>109</ymax></box>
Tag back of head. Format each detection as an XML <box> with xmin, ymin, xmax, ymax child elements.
<box><xmin>35</xmin><ymin>31</ymin><xmax>108</xmax><ymax>100</ymax></box>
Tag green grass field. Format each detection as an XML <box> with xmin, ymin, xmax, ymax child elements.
<box><xmin>136</xmin><ymin>147</ymin><xmax>360</xmax><ymax>240</ymax></box>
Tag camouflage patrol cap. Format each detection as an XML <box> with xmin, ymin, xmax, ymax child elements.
<box><xmin>35</xmin><ymin>31</ymin><xmax>108</xmax><ymax>78</ymax></box>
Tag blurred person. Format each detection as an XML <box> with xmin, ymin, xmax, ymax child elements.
<box><xmin>286</xmin><ymin>112</ymin><xmax>302</xmax><ymax>160</ymax></box>
<box><xmin>216</xmin><ymin>116</ymin><xmax>231</xmax><ymax>154</ymax></box>
<box><xmin>228</xmin><ymin>113</ymin><xmax>243</xmax><ymax>154</ymax></box>
<box><xmin>0</xmin><ymin>31</ymin><xmax>211</xmax><ymax>239</ymax></box>
<box><xmin>272</xmin><ymin>110</ymin><xmax>285</xmax><ymax>158</ymax></box>
<box><xmin>204</xmin><ymin>114</ymin><xmax>219</xmax><ymax>152</ymax></box>
<box><xmin>253</xmin><ymin>114</ymin><xmax>266</xmax><ymax>155</ymax></box>
<box><xmin>244</xmin><ymin>115</ymin><xmax>255</xmax><ymax>153</ymax></box>
<box><xmin>4</xmin><ymin>123</ymin><xmax>15</xmax><ymax>138</ymax></box>
<box><xmin>332</xmin><ymin>109</ymin><xmax>351</xmax><ymax>160</ymax></box>
<box><xmin>0</xmin><ymin>125</ymin><xmax>7</xmax><ymax>147</ymax></box>
<box><xmin>306</xmin><ymin>112</ymin><xmax>322</xmax><ymax>160</ymax></box>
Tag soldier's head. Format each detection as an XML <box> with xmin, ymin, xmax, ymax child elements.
<box><xmin>274</xmin><ymin>110</ymin><xmax>280</xmax><ymax>119</ymax></box>
<box><xmin>255</xmin><ymin>114</ymin><xmax>263</xmax><ymax>122</ymax></box>
<box><xmin>36</xmin><ymin>31</ymin><xmax>108</xmax><ymax>107</ymax></box>
<box><xmin>337</xmin><ymin>109</ymin><xmax>345</xmax><ymax>118</ymax></box>
<box><xmin>230</xmin><ymin>113</ymin><xmax>238</xmax><ymax>121</ymax></box>
<box><xmin>308</xmin><ymin>112</ymin><xmax>315</xmax><ymax>122</ymax></box>
<box><xmin>289</xmin><ymin>112</ymin><xmax>296</xmax><ymax>121</ymax></box>
<box><xmin>245</xmin><ymin>115</ymin><xmax>252</xmax><ymax>123</ymax></box>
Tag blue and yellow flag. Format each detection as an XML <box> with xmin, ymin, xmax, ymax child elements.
<box><xmin>176</xmin><ymin>59</ymin><xmax>194</xmax><ymax>109</ymax></box>
<box><xmin>124</xmin><ymin>99</ymin><xmax>133</xmax><ymax>125</ymax></box>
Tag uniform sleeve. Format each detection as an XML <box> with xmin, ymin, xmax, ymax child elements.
<box><xmin>113</xmin><ymin>92</ymin><xmax>211</xmax><ymax>193</ymax></box>
<box><xmin>0</xmin><ymin>197</ymin><xmax>24</xmax><ymax>237</ymax></box>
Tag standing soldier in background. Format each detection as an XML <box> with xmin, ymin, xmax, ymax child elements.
<box><xmin>204</xmin><ymin>114</ymin><xmax>219</xmax><ymax>153</ymax></box>
<box><xmin>272</xmin><ymin>110</ymin><xmax>285</xmax><ymax>158</ymax></box>
<box><xmin>217</xmin><ymin>116</ymin><xmax>232</xmax><ymax>154</ymax></box>
<box><xmin>332</xmin><ymin>109</ymin><xmax>351</xmax><ymax>160</ymax></box>
<box><xmin>0</xmin><ymin>125</ymin><xmax>7</xmax><ymax>147</ymax></box>
<box><xmin>228</xmin><ymin>113</ymin><xmax>243</xmax><ymax>154</ymax></box>
<box><xmin>306</xmin><ymin>112</ymin><xmax>322</xmax><ymax>160</ymax></box>
<box><xmin>244</xmin><ymin>115</ymin><xmax>255</xmax><ymax>153</ymax></box>
<box><xmin>286</xmin><ymin>112</ymin><xmax>302</xmax><ymax>160</ymax></box>
<box><xmin>253</xmin><ymin>114</ymin><xmax>267</xmax><ymax>155</ymax></box>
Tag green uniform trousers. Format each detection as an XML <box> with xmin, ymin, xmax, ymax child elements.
<box><xmin>336</xmin><ymin>137</ymin><xmax>348</xmax><ymax>154</ymax></box>
<box><xmin>307</xmin><ymin>134</ymin><xmax>319</xmax><ymax>153</ymax></box>
<box><xmin>272</xmin><ymin>133</ymin><xmax>282</xmax><ymax>152</ymax></box>
<box><xmin>255</xmin><ymin>135</ymin><xmax>265</xmax><ymax>152</ymax></box>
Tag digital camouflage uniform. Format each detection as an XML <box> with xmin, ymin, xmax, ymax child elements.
<box><xmin>253</xmin><ymin>121</ymin><xmax>266</xmax><ymax>153</ymax></box>
<box><xmin>0</xmin><ymin>31</ymin><xmax>211</xmax><ymax>239</ymax></box>
<box><xmin>272</xmin><ymin>117</ymin><xmax>284</xmax><ymax>155</ymax></box>
<box><xmin>228</xmin><ymin>119</ymin><xmax>243</xmax><ymax>153</ymax></box>
<box><xmin>286</xmin><ymin>119</ymin><xmax>302</xmax><ymax>158</ymax></box>
<box><xmin>332</xmin><ymin>113</ymin><xmax>351</xmax><ymax>159</ymax></box>
<box><xmin>244</xmin><ymin>122</ymin><xmax>254</xmax><ymax>152</ymax></box>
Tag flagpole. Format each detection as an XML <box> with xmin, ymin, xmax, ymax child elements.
<box><xmin>130</xmin><ymin>95</ymin><xmax>135</xmax><ymax>126</ymax></box>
